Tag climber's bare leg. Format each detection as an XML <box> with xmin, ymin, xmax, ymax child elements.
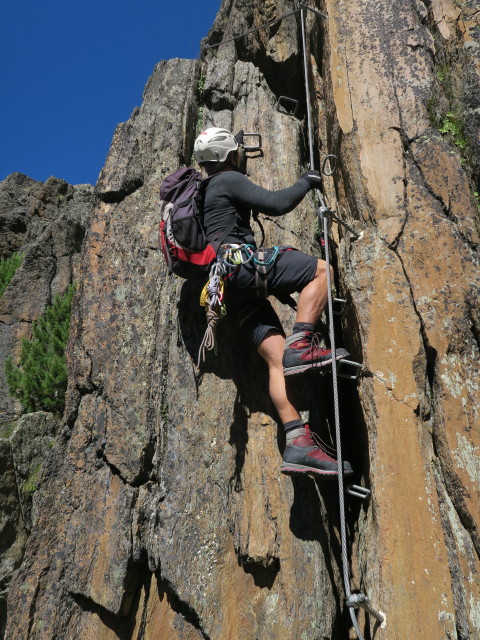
<box><xmin>257</xmin><ymin>330</ymin><xmax>300</xmax><ymax>423</ymax></box>
<box><xmin>295</xmin><ymin>259</ymin><xmax>333</xmax><ymax>325</ymax></box>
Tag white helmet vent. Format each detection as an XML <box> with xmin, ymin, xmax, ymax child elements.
<box><xmin>194</xmin><ymin>127</ymin><xmax>238</xmax><ymax>163</ymax></box>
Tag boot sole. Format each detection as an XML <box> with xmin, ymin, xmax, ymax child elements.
<box><xmin>280</xmin><ymin>463</ymin><xmax>353</xmax><ymax>477</ymax></box>
<box><xmin>283</xmin><ymin>351</ymin><xmax>349</xmax><ymax>377</ymax></box>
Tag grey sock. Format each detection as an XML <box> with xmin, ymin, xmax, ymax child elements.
<box><xmin>286</xmin><ymin>426</ymin><xmax>306</xmax><ymax>443</ymax></box>
<box><xmin>283</xmin><ymin>419</ymin><xmax>304</xmax><ymax>433</ymax></box>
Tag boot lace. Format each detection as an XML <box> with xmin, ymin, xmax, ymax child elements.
<box><xmin>308</xmin><ymin>428</ymin><xmax>338</xmax><ymax>458</ymax></box>
<box><xmin>305</xmin><ymin>331</ymin><xmax>327</xmax><ymax>355</ymax></box>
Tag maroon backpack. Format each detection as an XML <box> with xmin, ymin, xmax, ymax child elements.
<box><xmin>159</xmin><ymin>167</ymin><xmax>238</xmax><ymax>279</ymax></box>
<box><xmin>159</xmin><ymin>167</ymin><xmax>216</xmax><ymax>279</ymax></box>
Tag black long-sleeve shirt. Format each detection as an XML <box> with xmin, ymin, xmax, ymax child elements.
<box><xmin>203</xmin><ymin>170</ymin><xmax>311</xmax><ymax>247</ymax></box>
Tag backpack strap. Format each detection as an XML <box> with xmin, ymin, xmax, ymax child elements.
<box><xmin>200</xmin><ymin>175</ymin><xmax>241</xmax><ymax>255</ymax></box>
<box><xmin>210</xmin><ymin>215</ymin><xmax>241</xmax><ymax>256</ymax></box>
<box><xmin>252</xmin><ymin>210</ymin><xmax>265</xmax><ymax>247</ymax></box>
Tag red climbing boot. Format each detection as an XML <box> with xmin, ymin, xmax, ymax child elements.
<box><xmin>283</xmin><ymin>330</ymin><xmax>349</xmax><ymax>376</ymax></box>
<box><xmin>280</xmin><ymin>424</ymin><xmax>353</xmax><ymax>477</ymax></box>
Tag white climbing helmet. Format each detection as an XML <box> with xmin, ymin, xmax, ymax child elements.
<box><xmin>194</xmin><ymin>127</ymin><xmax>238</xmax><ymax>163</ymax></box>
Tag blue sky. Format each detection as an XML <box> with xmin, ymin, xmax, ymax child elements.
<box><xmin>0</xmin><ymin>1</ymin><xmax>221</xmax><ymax>186</ymax></box>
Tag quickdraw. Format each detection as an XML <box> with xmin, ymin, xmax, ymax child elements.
<box><xmin>197</xmin><ymin>244</ymin><xmax>256</xmax><ymax>369</ymax></box>
<box><xmin>220</xmin><ymin>243</ymin><xmax>255</xmax><ymax>267</ymax></box>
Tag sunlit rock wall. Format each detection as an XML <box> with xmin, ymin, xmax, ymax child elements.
<box><xmin>5</xmin><ymin>1</ymin><xmax>479</xmax><ymax>639</ymax></box>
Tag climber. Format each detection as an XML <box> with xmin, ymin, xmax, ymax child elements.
<box><xmin>194</xmin><ymin>127</ymin><xmax>353</xmax><ymax>477</ymax></box>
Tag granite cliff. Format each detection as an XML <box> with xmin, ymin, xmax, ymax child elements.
<box><xmin>3</xmin><ymin>0</ymin><xmax>480</xmax><ymax>638</ymax></box>
<box><xmin>0</xmin><ymin>174</ymin><xmax>94</xmax><ymax>636</ymax></box>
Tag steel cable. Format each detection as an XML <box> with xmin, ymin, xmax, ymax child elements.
<box><xmin>300</xmin><ymin>7</ymin><xmax>365</xmax><ymax>639</ymax></box>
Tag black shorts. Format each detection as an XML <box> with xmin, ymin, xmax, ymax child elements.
<box><xmin>223</xmin><ymin>247</ymin><xmax>318</xmax><ymax>347</ymax></box>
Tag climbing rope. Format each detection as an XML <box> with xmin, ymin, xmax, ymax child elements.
<box><xmin>197</xmin><ymin>260</ymin><xmax>227</xmax><ymax>370</ymax></box>
<box><xmin>299</xmin><ymin>6</ymin><xmax>385</xmax><ymax>638</ymax></box>
<box><xmin>197</xmin><ymin>245</ymin><xmax>257</xmax><ymax>370</ymax></box>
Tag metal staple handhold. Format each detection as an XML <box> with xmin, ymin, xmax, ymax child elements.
<box><xmin>332</xmin><ymin>297</ymin><xmax>347</xmax><ymax>316</ymax></box>
<box><xmin>242</xmin><ymin>132</ymin><xmax>262</xmax><ymax>152</ymax></box>
<box><xmin>276</xmin><ymin>95</ymin><xmax>299</xmax><ymax>117</ymax></box>
<box><xmin>346</xmin><ymin>484</ymin><xmax>371</xmax><ymax>500</ymax></box>
<box><xmin>337</xmin><ymin>359</ymin><xmax>362</xmax><ymax>381</ymax></box>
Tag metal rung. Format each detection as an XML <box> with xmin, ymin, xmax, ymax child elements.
<box><xmin>346</xmin><ymin>593</ymin><xmax>386</xmax><ymax>627</ymax></box>
<box><xmin>276</xmin><ymin>95</ymin><xmax>299</xmax><ymax>116</ymax></box>
<box><xmin>337</xmin><ymin>359</ymin><xmax>362</xmax><ymax>380</ymax></box>
<box><xmin>242</xmin><ymin>132</ymin><xmax>262</xmax><ymax>151</ymax></box>
<box><xmin>346</xmin><ymin>484</ymin><xmax>371</xmax><ymax>500</ymax></box>
<box><xmin>333</xmin><ymin>297</ymin><xmax>347</xmax><ymax>316</ymax></box>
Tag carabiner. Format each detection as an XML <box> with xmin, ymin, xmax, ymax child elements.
<box><xmin>254</xmin><ymin>246</ymin><xmax>279</xmax><ymax>266</ymax></box>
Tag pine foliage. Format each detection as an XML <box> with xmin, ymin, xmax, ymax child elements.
<box><xmin>5</xmin><ymin>284</ymin><xmax>75</xmax><ymax>414</ymax></box>
<box><xmin>0</xmin><ymin>252</ymin><xmax>22</xmax><ymax>297</ymax></box>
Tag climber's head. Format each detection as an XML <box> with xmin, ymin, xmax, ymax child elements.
<box><xmin>194</xmin><ymin>127</ymin><xmax>240</xmax><ymax>175</ymax></box>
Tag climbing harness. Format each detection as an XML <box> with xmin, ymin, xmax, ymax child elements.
<box><xmin>197</xmin><ymin>244</ymin><xmax>296</xmax><ymax>368</ymax></box>
<box><xmin>197</xmin><ymin>244</ymin><xmax>256</xmax><ymax>369</ymax></box>
<box><xmin>298</xmin><ymin>5</ymin><xmax>386</xmax><ymax>637</ymax></box>
<box><xmin>254</xmin><ymin>246</ymin><xmax>279</xmax><ymax>298</ymax></box>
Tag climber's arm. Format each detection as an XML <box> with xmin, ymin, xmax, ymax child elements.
<box><xmin>223</xmin><ymin>171</ymin><xmax>315</xmax><ymax>216</ymax></box>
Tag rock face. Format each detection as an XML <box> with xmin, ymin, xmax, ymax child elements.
<box><xmin>0</xmin><ymin>174</ymin><xmax>95</xmax><ymax>423</ymax></box>
<box><xmin>0</xmin><ymin>176</ymin><xmax>94</xmax><ymax>639</ymax></box>
<box><xmin>4</xmin><ymin>1</ymin><xmax>480</xmax><ymax>639</ymax></box>
<box><xmin>0</xmin><ymin>411</ymin><xmax>58</xmax><ymax>636</ymax></box>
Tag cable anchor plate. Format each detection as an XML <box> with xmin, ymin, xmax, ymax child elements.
<box><xmin>318</xmin><ymin>206</ymin><xmax>360</xmax><ymax>239</ymax></box>
<box><xmin>322</xmin><ymin>154</ymin><xmax>337</xmax><ymax>176</ymax></box>
<box><xmin>346</xmin><ymin>593</ymin><xmax>386</xmax><ymax>627</ymax></box>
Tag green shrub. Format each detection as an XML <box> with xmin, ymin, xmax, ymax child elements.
<box><xmin>439</xmin><ymin>111</ymin><xmax>466</xmax><ymax>150</ymax></box>
<box><xmin>23</xmin><ymin>463</ymin><xmax>42</xmax><ymax>494</ymax></box>
<box><xmin>0</xmin><ymin>421</ymin><xmax>16</xmax><ymax>439</ymax></box>
<box><xmin>5</xmin><ymin>284</ymin><xmax>75</xmax><ymax>414</ymax></box>
<box><xmin>0</xmin><ymin>252</ymin><xmax>22</xmax><ymax>297</ymax></box>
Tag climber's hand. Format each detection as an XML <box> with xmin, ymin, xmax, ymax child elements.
<box><xmin>301</xmin><ymin>170</ymin><xmax>322</xmax><ymax>189</ymax></box>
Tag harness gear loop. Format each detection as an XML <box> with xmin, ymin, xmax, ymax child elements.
<box><xmin>197</xmin><ymin>243</ymin><xmax>257</xmax><ymax>370</ymax></box>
